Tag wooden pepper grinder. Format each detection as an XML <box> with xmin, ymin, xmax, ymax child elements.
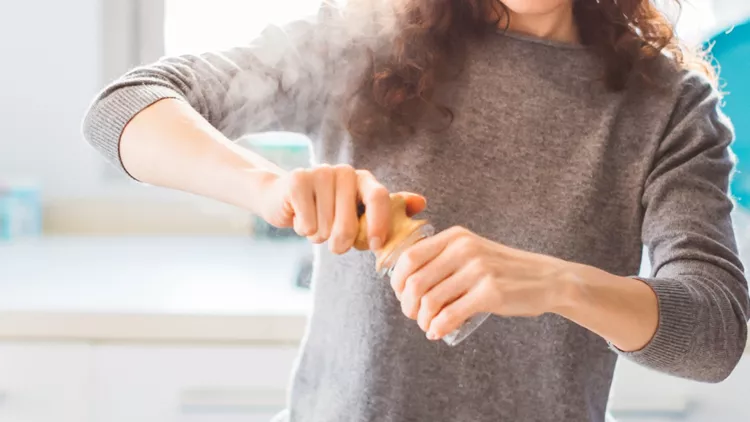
<box><xmin>352</xmin><ymin>194</ymin><xmax>491</xmax><ymax>346</ymax></box>
<box><xmin>352</xmin><ymin>194</ymin><xmax>434</xmax><ymax>275</ymax></box>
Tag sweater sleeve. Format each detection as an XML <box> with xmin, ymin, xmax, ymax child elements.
<box><xmin>82</xmin><ymin>7</ymin><xmax>341</xmax><ymax>174</ymax></box>
<box><xmin>614</xmin><ymin>73</ymin><xmax>750</xmax><ymax>382</ymax></box>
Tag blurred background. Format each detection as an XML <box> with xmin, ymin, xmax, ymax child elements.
<box><xmin>0</xmin><ymin>1</ymin><xmax>748</xmax><ymax>421</ymax></box>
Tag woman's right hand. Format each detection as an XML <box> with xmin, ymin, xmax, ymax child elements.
<box><xmin>257</xmin><ymin>165</ymin><xmax>426</xmax><ymax>254</ymax></box>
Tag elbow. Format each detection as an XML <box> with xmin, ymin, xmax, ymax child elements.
<box><xmin>80</xmin><ymin>86</ymin><xmax>116</xmax><ymax>150</ymax></box>
<box><xmin>81</xmin><ymin>102</ymin><xmax>99</xmax><ymax>147</ymax></box>
<box><xmin>693</xmin><ymin>354</ymin><xmax>743</xmax><ymax>384</ymax></box>
<box><xmin>80</xmin><ymin>99</ymin><xmax>116</xmax><ymax>164</ymax></box>
<box><xmin>686</xmin><ymin>324</ymin><xmax>747</xmax><ymax>384</ymax></box>
<box><xmin>80</xmin><ymin>92</ymin><xmax>134</xmax><ymax>178</ymax></box>
<box><xmin>617</xmin><ymin>307</ymin><xmax>748</xmax><ymax>384</ymax></box>
<box><xmin>712</xmin><ymin>325</ymin><xmax>748</xmax><ymax>383</ymax></box>
<box><xmin>80</xmin><ymin>84</ymin><xmax>182</xmax><ymax>176</ymax></box>
<box><xmin>636</xmin><ymin>271</ymin><xmax>750</xmax><ymax>383</ymax></box>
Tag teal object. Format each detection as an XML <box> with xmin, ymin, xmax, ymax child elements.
<box><xmin>708</xmin><ymin>20</ymin><xmax>750</xmax><ymax>208</ymax></box>
<box><xmin>0</xmin><ymin>184</ymin><xmax>42</xmax><ymax>241</ymax></box>
<box><xmin>239</xmin><ymin>132</ymin><xmax>311</xmax><ymax>239</ymax></box>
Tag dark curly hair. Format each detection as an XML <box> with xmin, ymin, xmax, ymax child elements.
<box><xmin>345</xmin><ymin>0</ymin><xmax>714</xmax><ymax>140</ymax></box>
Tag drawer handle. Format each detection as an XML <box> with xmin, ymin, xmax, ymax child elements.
<box><xmin>179</xmin><ymin>387</ymin><xmax>286</xmax><ymax>413</ymax></box>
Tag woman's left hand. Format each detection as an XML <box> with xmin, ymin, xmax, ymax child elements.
<box><xmin>390</xmin><ymin>226</ymin><xmax>573</xmax><ymax>340</ymax></box>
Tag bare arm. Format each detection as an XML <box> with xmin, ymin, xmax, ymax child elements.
<box><xmin>118</xmin><ymin>98</ymin><xmax>280</xmax><ymax>214</ymax></box>
<box><xmin>83</xmin><ymin>10</ymin><xmax>334</xmax><ymax>209</ymax></box>
<box><xmin>82</xmin><ymin>6</ymin><xmax>404</xmax><ymax>251</ymax></box>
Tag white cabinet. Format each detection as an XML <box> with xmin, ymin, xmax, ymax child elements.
<box><xmin>0</xmin><ymin>343</ymin><xmax>91</xmax><ymax>422</ymax></box>
<box><xmin>0</xmin><ymin>342</ymin><xmax>299</xmax><ymax>422</ymax></box>
<box><xmin>610</xmin><ymin>358</ymin><xmax>692</xmax><ymax>417</ymax></box>
<box><xmin>0</xmin><ymin>338</ymin><xmax>746</xmax><ymax>422</ymax></box>
<box><xmin>610</xmin><ymin>355</ymin><xmax>750</xmax><ymax>422</ymax></box>
<box><xmin>91</xmin><ymin>345</ymin><xmax>299</xmax><ymax>422</ymax></box>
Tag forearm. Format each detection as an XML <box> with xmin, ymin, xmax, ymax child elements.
<box><xmin>120</xmin><ymin>98</ymin><xmax>282</xmax><ymax>213</ymax></box>
<box><xmin>552</xmin><ymin>262</ymin><xmax>748</xmax><ymax>382</ymax></box>
<box><xmin>552</xmin><ymin>263</ymin><xmax>659</xmax><ymax>352</ymax></box>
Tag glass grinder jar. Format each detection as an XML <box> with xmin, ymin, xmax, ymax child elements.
<box><xmin>353</xmin><ymin>195</ymin><xmax>490</xmax><ymax>346</ymax></box>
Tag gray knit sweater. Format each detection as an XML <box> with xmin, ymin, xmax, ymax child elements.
<box><xmin>83</xmin><ymin>8</ymin><xmax>749</xmax><ymax>422</ymax></box>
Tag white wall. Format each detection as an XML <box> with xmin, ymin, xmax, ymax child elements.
<box><xmin>713</xmin><ymin>0</ymin><xmax>750</xmax><ymax>33</ymax></box>
<box><xmin>0</xmin><ymin>0</ymin><xmax>104</xmax><ymax>200</ymax></box>
<box><xmin>0</xmin><ymin>0</ymin><xmax>212</xmax><ymax>203</ymax></box>
<box><xmin>0</xmin><ymin>0</ymin><xmax>245</xmax><ymax>234</ymax></box>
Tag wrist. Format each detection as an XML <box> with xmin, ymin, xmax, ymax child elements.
<box><xmin>544</xmin><ymin>263</ymin><xmax>660</xmax><ymax>352</ymax></box>
<box><xmin>220</xmin><ymin>166</ymin><xmax>282</xmax><ymax>213</ymax></box>
<box><xmin>545</xmin><ymin>261</ymin><xmax>587</xmax><ymax>315</ymax></box>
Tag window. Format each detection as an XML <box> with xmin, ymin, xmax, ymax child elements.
<box><xmin>670</xmin><ymin>0</ymin><xmax>716</xmax><ymax>43</ymax></box>
<box><xmin>164</xmin><ymin>0</ymin><xmax>323</xmax><ymax>55</ymax></box>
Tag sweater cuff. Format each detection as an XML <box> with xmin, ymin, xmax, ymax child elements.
<box><xmin>82</xmin><ymin>85</ymin><xmax>185</xmax><ymax>179</ymax></box>
<box><xmin>611</xmin><ymin>277</ymin><xmax>696</xmax><ymax>369</ymax></box>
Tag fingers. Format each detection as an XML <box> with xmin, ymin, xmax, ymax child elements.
<box><xmin>289</xmin><ymin>165</ymin><xmax>366</xmax><ymax>254</ymax></box>
<box><xmin>288</xmin><ymin>169</ymin><xmax>316</xmax><ymax>236</ymax></box>
<box><xmin>329</xmin><ymin>165</ymin><xmax>359</xmax><ymax>254</ymax></box>
<box><xmin>427</xmin><ymin>283</ymin><xmax>489</xmax><ymax>340</ymax></box>
<box><xmin>308</xmin><ymin>165</ymin><xmax>335</xmax><ymax>244</ymax></box>
<box><xmin>357</xmin><ymin>170</ymin><xmax>391</xmax><ymax>250</ymax></box>
<box><xmin>394</xmin><ymin>242</ymin><xmax>456</xmax><ymax>317</ymax></box>
<box><xmin>390</xmin><ymin>226</ymin><xmax>466</xmax><ymax>296</ymax></box>
<box><xmin>287</xmin><ymin>165</ymin><xmax>427</xmax><ymax>255</ymax></box>
<box><xmin>393</xmin><ymin>192</ymin><xmax>427</xmax><ymax>217</ymax></box>
<box><xmin>416</xmin><ymin>265</ymin><xmax>475</xmax><ymax>332</ymax></box>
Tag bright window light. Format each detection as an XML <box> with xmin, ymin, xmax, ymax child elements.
<box><xmin>670</xmin><ymin>0</ymin><xmax>717</xmax><ymax>43</ymax></box>
<box><xmin>164</xmin><ymin>0</ymin><xmax>322</xmax><ymax>55</ymax></box>
<box><xmin>165</xmin><ymin>0</ymin><xmax>719</xmax><ymax>55</ymax></box>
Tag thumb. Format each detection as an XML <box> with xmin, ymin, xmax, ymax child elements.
<box><xmin>392</xmin><ymin>192</ymin><xmax>427</xmax><ymax>217</ymax></box>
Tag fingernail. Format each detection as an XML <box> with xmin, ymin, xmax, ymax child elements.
<box><xmin>426</xmin><ymin>332</ymin><xmax>438</xmax><ymax>341</ymax></box>
<box><xmin>369</xmin><ymin>237</ymin><xmax>382</xmax><ymax>251</ymax></box>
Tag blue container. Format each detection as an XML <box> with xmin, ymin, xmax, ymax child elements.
<box><xmin>707</xmin><ymin>20</ymin><xmax>750</xmax><ymax>208</ymax></box>
<box><xmin>0</xmin><ymin>183</ymin><xmax>42</xmax><ymax>241</ymax></box>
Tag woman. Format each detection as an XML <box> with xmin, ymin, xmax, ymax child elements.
<box><xmin>83</xmin><ymin>0</ymin><xmax>749</xmax><ymax>421</ymax></box>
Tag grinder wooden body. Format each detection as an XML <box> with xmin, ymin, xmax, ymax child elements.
<box><xmin>353</xmin><ymin>194</ymin><xmax>428</xmax><ymax>271</ymax></box>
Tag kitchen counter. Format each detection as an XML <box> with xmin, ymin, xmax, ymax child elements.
<box><xmin>0</xmin><ymin>236</ymin><xmax>747</xmax><ymax>353</ymax></box>
<box><xmin>0</xmin><ymin>237</ymin><xmax>312</xmax><ymax>344</ymax></box>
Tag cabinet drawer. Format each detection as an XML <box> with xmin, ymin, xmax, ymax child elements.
<box><xmin>0</xmin><ymin>342</ymin><xmax>91</xmax><ymax>422</ymax></box>
<box><xmin>91</xmin><ymin>345</ymin><xmax>299</xmax><ymax>422</ymax></box>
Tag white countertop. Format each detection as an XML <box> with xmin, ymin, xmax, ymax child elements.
<box><xmin>0</xmin><ymin>237</ymin><xmax>313</xmax><ymax>344</ymax></box>
<box><xmin>1</xmin><ymin>236</ymin><xmax>747</xmax><ymax>353</ymax></box>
